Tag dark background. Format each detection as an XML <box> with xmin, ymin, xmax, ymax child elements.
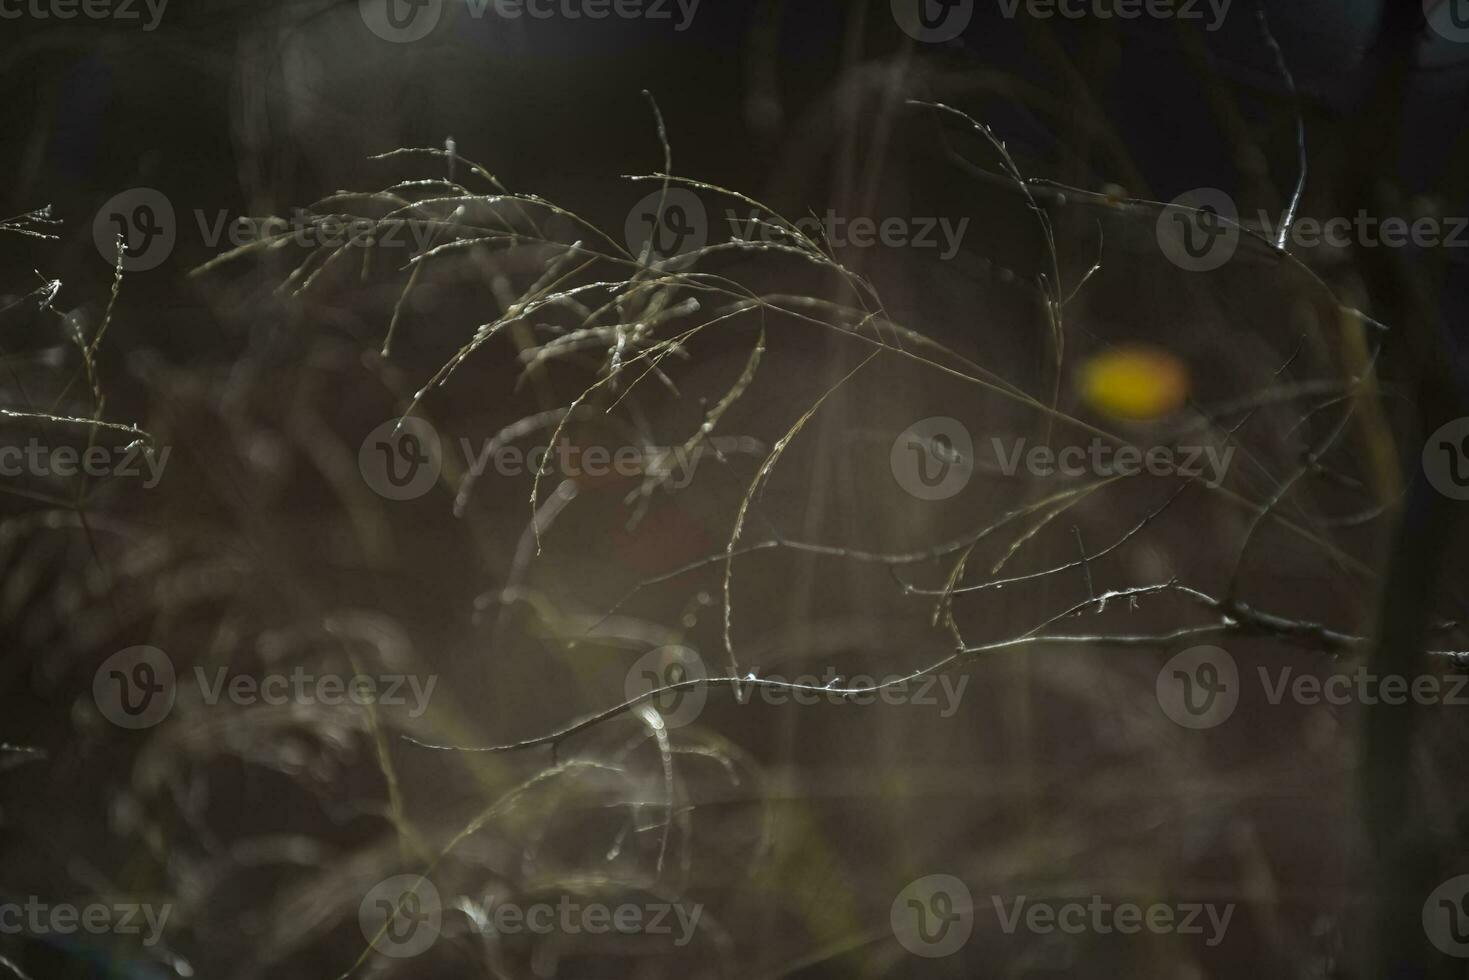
<box><xmin>3</xmin><ymin>2</ymin><xmax>1469</xmax><ymax>979</ymax></box>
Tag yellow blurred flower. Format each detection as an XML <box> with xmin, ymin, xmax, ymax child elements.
<box><xmin>1080</xmin><ymin>346</ymin><xmax>1190</xmax><ymax>421</ymax></box>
